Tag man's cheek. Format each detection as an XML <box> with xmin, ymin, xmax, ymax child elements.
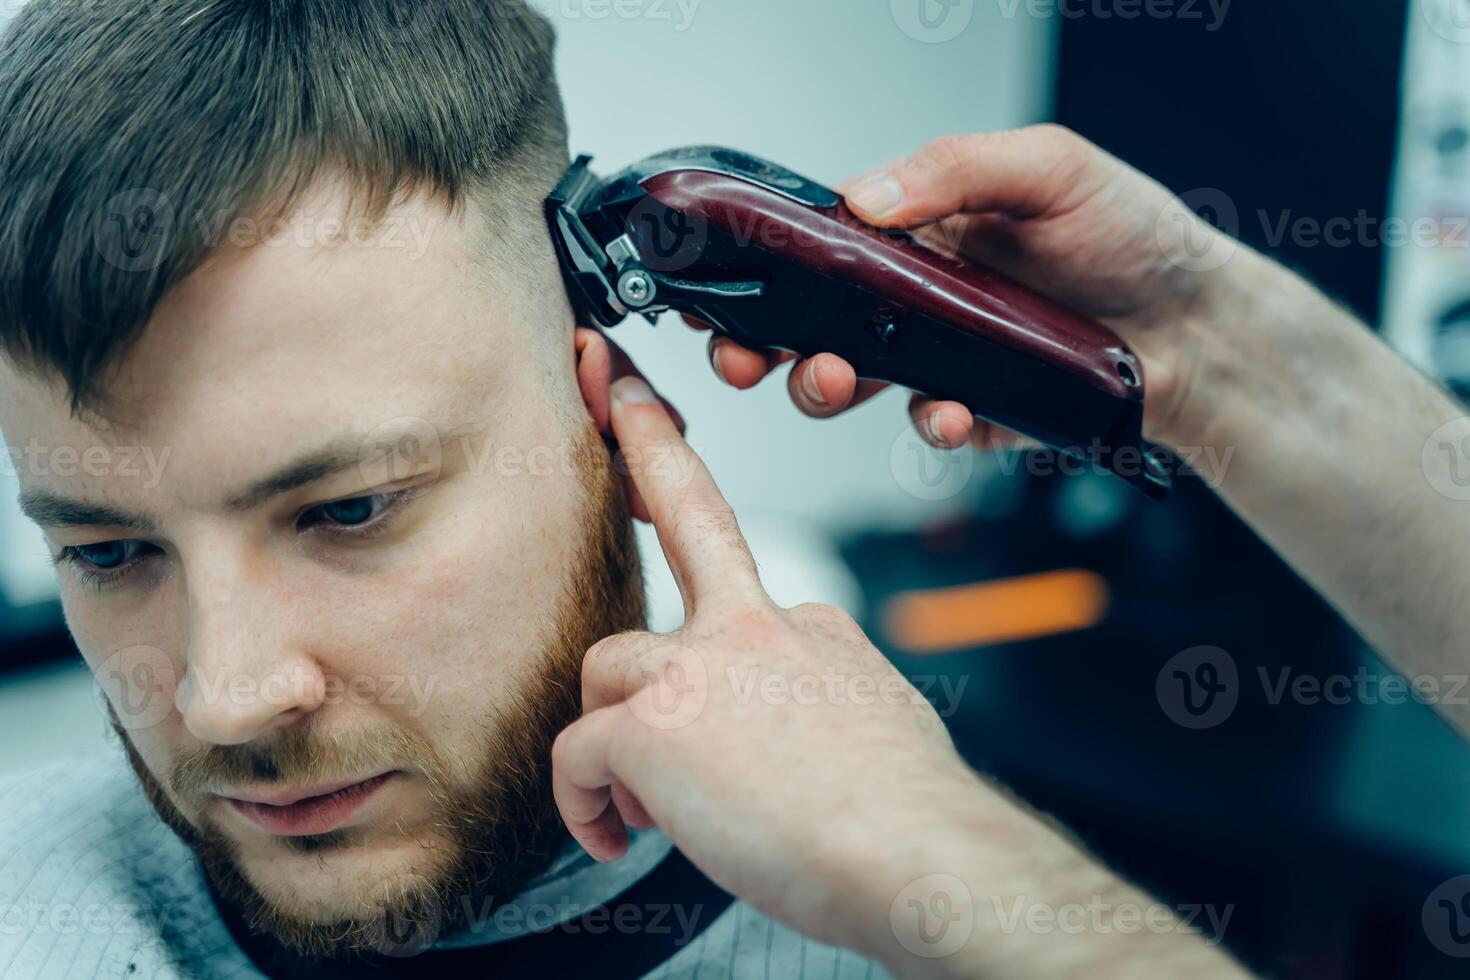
<box><xmin>337</xmin><ymin>531</ymin><xmax>566</xmax><ymax>720</ymax></box>
<box><xmin>71</xmin><ymin>609</ymin><xmax>184</xmax><ymax>730</ymax></box>
<box><xmin>313</xmin><ymin>563</ymin><xmax>492</xmax><ymax>705</ymax></box>
<box><xmin>97</xmin><ymin>682</ymin><xmax>189</xmax><ymax>811</ymax></box>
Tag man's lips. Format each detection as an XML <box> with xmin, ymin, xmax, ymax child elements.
<box><xmin>222</xmin><ymin>772</ymin><xmax>398</xmax><ymax>836</ymax></box>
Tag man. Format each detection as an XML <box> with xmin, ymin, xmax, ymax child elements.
<box><xmin>0</xmin><ymin>0</ymin><xmax>757</xmax><ymax>975</ymax></box>
<box><xmin>2</xmin><ymin>4</ymin><xmax>1465</xmax><ymax>980</ymax></box>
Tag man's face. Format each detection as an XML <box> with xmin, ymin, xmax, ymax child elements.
<box><xmin>0</xmin><ymin>186</ymin><xmax>644</xmax><ymax>956</ymax></box>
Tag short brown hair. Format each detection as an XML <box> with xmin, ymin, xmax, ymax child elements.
<box><xmin>0</xmin><ymin>0</ymin><xmax>568</xmax><ymax>410</ymax></box>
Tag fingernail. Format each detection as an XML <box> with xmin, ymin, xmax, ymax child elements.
<box><xmin>708</xmin><ymin>343</ymin><xmax>729</xmax><ymax>384</ymax></box>
<box><xmin>926</xmin><ymin>413</ymin><xmax>947</xmax><ymax>447</ymax></box>
<box><xmin>846</xmin><ymin>173</ymin><xmax>903</xmax><ymax>218</ymax></box>
<box><xmin>611</xmin><ymin>376</ymin><xmax>657</xmax><ymax>406</ymax></box>
<box><xmin>799</xmin><ymin>364</ymin><xmax>827</xmax><ymax>407</ymax></box>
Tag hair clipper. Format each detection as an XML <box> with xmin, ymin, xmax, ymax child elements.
<box><xmin>545</xmin><ymin>146</ymin><xmax>1171</xmax><ymax>498</ymax></box>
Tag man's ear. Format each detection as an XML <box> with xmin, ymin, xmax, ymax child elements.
<box><xmin>574</xmin><ymin>327</ymin><xmax>614</xmax><ymax>434</ymax></box>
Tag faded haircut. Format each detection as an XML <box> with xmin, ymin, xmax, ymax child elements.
<box><xmin>0</xmin><ymin>0</ymin><xmax>570</xmax><ymax>410</ymax></box>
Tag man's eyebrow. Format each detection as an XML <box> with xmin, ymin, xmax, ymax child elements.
<box><xmin>223</xmin><ymin>445</ymin><xmax>365</xmax><ymax>512</ymax></box>
<box><xmin>223</xmin><ymin>424</ymin><xmax>468</xmax><ymax>512</ymax></box>
<box><xmin>18</xmin><ymin>490</ymin><xmax>158</xmax><ymax>532</ymax></box>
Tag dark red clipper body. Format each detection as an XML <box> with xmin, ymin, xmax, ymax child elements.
<box><xmin>546</xmin><ymin>147</ymin><xmax>1170</xmax><ymax>498</ymax></box>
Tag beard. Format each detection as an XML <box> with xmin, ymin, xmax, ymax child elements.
<box><xmin>112</xmin><ymin>422</ymin><xmax>645</xmax><ymax>961</ymax></box>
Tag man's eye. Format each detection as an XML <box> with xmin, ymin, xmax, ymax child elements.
<box><xmin>301</xmin><ymin>493</ymin><xmax>395</xmax><ymax>531</ymax></box>
<box><xmin>56</xmin><ymin>540</ymin><xmax>159</xmax><ymax>588</ymax></box>
<box><xmin>72</xmin><ymin>540</ymin><xmax>150</xmax><ymax>571</ymax></box>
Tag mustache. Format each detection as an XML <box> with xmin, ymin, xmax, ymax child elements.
<box><xmin>168</xmin><ymin>721</ymin><xmax>433</xmax><ymax>799</ymax></box>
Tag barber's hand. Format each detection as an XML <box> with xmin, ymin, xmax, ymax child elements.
<box><xmin>552</xmin><ymin>376</ymin><xmax>981</xmax><ymax>960</ymax></box>
<box><xmin>695</xmin><ymin>124</ymin><xmax>1245</xmax><ymax>452</ymax></box>
<box><xmin>578</xmin><ymin>327</ymin><xmax>685</xmax><ymax>524</ymax></box>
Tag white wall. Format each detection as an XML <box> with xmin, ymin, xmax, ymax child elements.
<box><xmin>542</xmin><ymin>0</ymin><xmax>1054</xmax><ymax>532</ymax></box>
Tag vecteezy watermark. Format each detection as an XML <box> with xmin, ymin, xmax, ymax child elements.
<box><xmin>1256</xmin><ymin>209</ymin><xmax>1470</xmax><ymax>251</ymax></box>
<box><xmin>543</xmin><ymin>0</ymin><xmax>703</xmax><ymax>32</ymax></box>
<box><xmin>358</xmin><ymin>416</ymin><xmax>448</xmax><ymax>487</ymax></box>
<box><xmin>890</xmin><ymin>424</ymin><xmax>978</xmax><ymax>501</ymax></box>
<box><xmin>1424</xmin><ymin>875</ymin><xmax>1470</xmax><ymax>958</ymax></box>
<box><xmin>93</xmin><ymin>645</ymin><xmax>443</xmax><ymax>732</ymax></box>
<box><xmin>1258</xmin><ymin>666</ymin><xmax>1470</xmax><ymax>709</ymax></box>
<box><xmin>0</xmin><ymin>888</ymin><xmax>712</xmax><ymax>953</ymax></box>
<box><xmin>1156</xmin><ymin>646</ymin><xmax>1239</xmax><ymax>730</ymax></box>
<box><xmin>0</xmin><ymin>897</ymin><xmax>199</xmax><ymax>939</ymax></box>
<box><xmin>891</xmin><ymin>874</ymin><xmax>975</xmax><ymax>958</ymax></box>
<box><xmin>990</xmin><ymin>895</ymin><xmax>1233</xmax><ymax>943</ymax></box>
<box><xmin>888</xmin><ymin>424</ymin><xmax>1236</xmax><ymax>501</ymax></box>
<box><xmin>609</xmin><ymin>184</ymin><xmax>975</xmax><ymax>278</ymax></box>
<box><xmin>357</xmin><ymin>888</ymin><xmax>718</xmax><ymax>959</ymax></box>
<box><xmin>92</xmin><ymin>190</ymin><xmax>445</xmax><ymax>272</ymax></box>
<box><xmin>94</xmin><ymin>189</ymin><xmax>175</xmax><ymax>273</ymax></box>
<box><xmin>354</xmin><ymin>416</ymin><xmax>702</xmax><ymax>492</ymax></box>
<box><xmin>1156</xmin><ymin>645</ymin><xmax>1470</xmax><ymax>729</ymax></box>
<box><xmin>95</xmin><ymin>645</ymin><xmax>179</xmax><ymax>732</ymax></box>
<box><xmin>891</xmin><ymin>0</ymin><xmax>976</xmax><ymax>43</ymax></box>
<box><xmin>1423</xmin><ymin>417</ymin><xmax>1470</xmax><ymax>501</ymax></box>
<box><xmin>178</xmin><ymin>670</ymin><xmax>442</xmax><ymax>719</ymax></box>
<box><xmin>1421</xmin><ymin>0</ymin><xmax>1470</xmax><ymax>45</ymax></box>
<box><xmin>621</xmin><ymin>644</ymin><xmax>711</xmax><ymax>732</ymax></box>
<box><xmin>995</xmin><ymin>443</ymin><xmax>1232</xmax><ymax>486</ymax></box>
<box><xmin>368</xmin><ymin>871</ymin><xmax>445</xmax><ymax>958</ymax></box>
<box><xmin>726</xmin><ymin>667</ymin><xmax>971</xmax><ymax>719</ymax></box>
<box><xmin>1156</xmin><ymin>189</ymin><xmax>1240</xmax><ymax>273</ymax></box>
<box><xmin>453</xmin><ymin>895</ymin><xmax>712</xmax><ymax>946</ymax></box>
<box><xmin>1</xmin><ymin>440</ymin><xmax>172</xmax><ymax>488</ymax></box>
<box><xmin>993</xmin><ymin>0</ymin><xmax>1232</xmax><ymax>32</ymax></box>
<box><xmin>1160</xmin><ymin>188</ymin><xmax>1470</xmax><ymax>273</ymax></box>
<box><xmin>613</xmin><ymin>642</ymin><xmax>967</xmax><ymax>731</ymax></box>
<box><xmin>623</xmin><ymin>194</ymin><xmax>712</xmax><ymax>275</ymax></box>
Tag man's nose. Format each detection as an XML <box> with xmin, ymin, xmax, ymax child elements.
<box><xmin>175</xmin><ymin>563</ymin><xmax>327</xmax><ymax>746</ymax></box>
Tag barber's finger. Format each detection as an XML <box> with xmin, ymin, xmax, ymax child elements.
<box><xmin>611</xmin><ymin>781</ymin><xmax>656</xmax><ymax>831</ymax></box>
<box><xmin>906</xmin><ymin>393</ymin><xmax>1034</xmax><ymax>452</ymax></box>
<box><xmin>581</xmin><ymin>631</ymin><xmax>665</xmax><ymax>714</ymax></box>
<box><xmin>787</xmin><ymin>355</ymin><xmax>888</xmax><ymax>418</ymax></box>
<box><xmin>609</xmin><ymin>376</ymin><xmax>766</xmax><ymax>614</ymax></box>
<box><xmin>708</xmin><ymin>335</ymin><xmax>796</xmax><ymax>390</ymax></box>
<box><xmin>605</xmin><ymin>334</ymin><xmax>687</xmax><ymax>436</ymax></box>
<box><xmin>551</xmin><ymin>707</ymin><xmax>632</xmax><ymax>862</ymax></box>
<box><xmin>907</xmin><ymin>394</ymin><xmax>974</xmax><ymax>450</ymax></box>
<box><xmin>575</xmin><ymin>635</ymin><xmax>665</xmax><ymax>835</ymax></box>
<box><xmin>584</xmin><ymin>329</ymin><xmax>682</xmax><ymax>524</ymax></box>
<box><xmin>579</xmin><ymin>329</ymin><xmax>687</xmax><ymax>439</ymax></box>
<box><xmin>626</xmin><ymin>484</ymin><xmax>653</xmax><ymax>525</ymax></box>
<box><xmin>684</xmin><ymin>311</ymin><xmax>901</xmax><ymax>419</ymax></box>
<box><xmin>840</xmin><ymin>126</ymin><xmax>1112</xmax><ymax>229</ymax></box>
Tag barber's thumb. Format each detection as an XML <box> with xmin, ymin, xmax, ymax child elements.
<box><xmin>843</xmin><ymin>171</ymin><xmax>907</xmax><ymax>223</ymax></box>
<box><xmin>611</xmin><ymin>376</ymin><xmax>659</xmax><ymax>409</ymax></box>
